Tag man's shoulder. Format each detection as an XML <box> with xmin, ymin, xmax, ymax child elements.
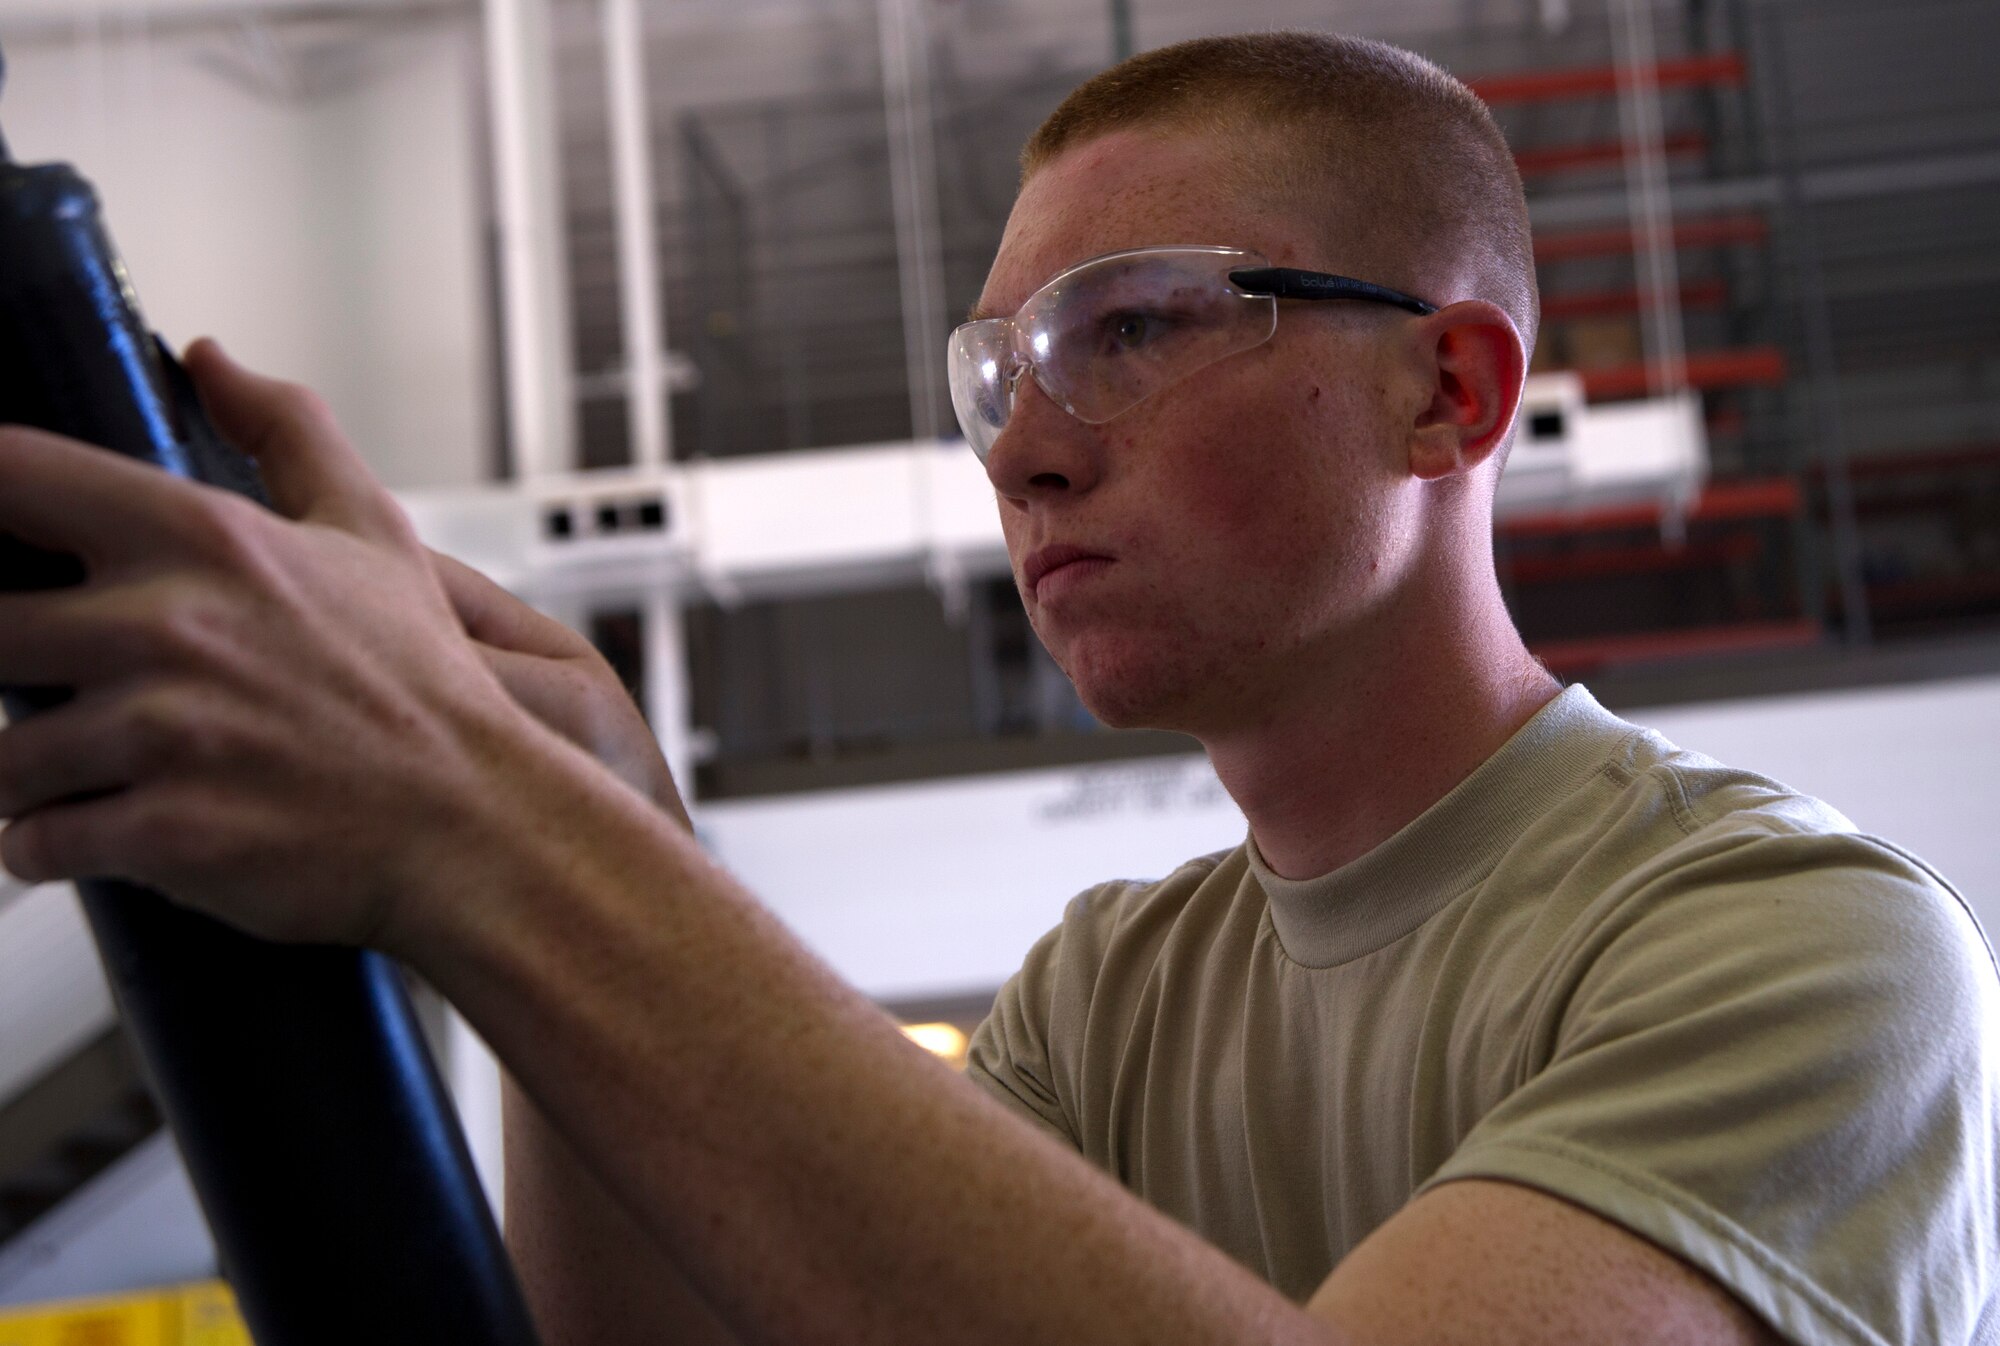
<box><xmin>1440</xmin><ymin>735</ymin><xmax>2000</xmax><ymax>1346</ymax></box>
<box><xmin>1525</xmin><ymin>703</ymin><xmax>1894</xmax><ymax>879</ymax></box>
<box><xmin>1520</xmin><ymin>717</ymin><xmax>1993</xmax><ymax>987</ymax></box>
<box><xmin>1623</xmin><ymin>729</ymin><xmax>1855</xmax><ymax>838</ymax></box>
<box><xmin>1600</xmin><ymin>724</ymin><xmax>1966</xmax><ymax>902</ymax></box>
<box><xmin>1427</xmin><ymin>704</ymin><xmax>1994</xmax><ymax>1027</ymax></box>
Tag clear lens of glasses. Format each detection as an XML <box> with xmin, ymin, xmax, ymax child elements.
<box><xmin>947</xmin><ymin>247</ymin><xmax>1278</xmax><ymax>462</ymax></box>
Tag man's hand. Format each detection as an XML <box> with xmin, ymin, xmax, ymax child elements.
<box><xmin>430</xmin><ymin>551</ymin><xmax>688</xmax><ymax>828</ymax></box>
<box><xmin>0</xmin><ymin>339</ymin><xmax>547</xmax><ymax>952</ymax></box>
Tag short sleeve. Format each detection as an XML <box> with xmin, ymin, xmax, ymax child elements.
<box><xmin>1423</xmin><ymin>829</ymin><xmax>2000</xmax><ymax>1346</ymax></box>
<box><xmin>967</xmin><ymin>891</ymin><xmax>1091</xmax><ymax>1149</ymax></box>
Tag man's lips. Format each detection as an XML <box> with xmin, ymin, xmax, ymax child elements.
<box><xmin>1023</xmin><ymin>544</ymin><xmax>1116</xmax><ymax>599</ymax></box>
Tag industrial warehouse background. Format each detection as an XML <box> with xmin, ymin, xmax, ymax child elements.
<box><xmin>0</xmin><ymin>0</ymin><xmax>1998</xmax><ymax>1337</ymax></box>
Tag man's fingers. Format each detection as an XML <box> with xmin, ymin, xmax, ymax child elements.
<box><xmin>0</xmin><ymin>581</ymin><xmax>220</xmax><ymax>687</ymax></box>
<box><xmin>472</xmin><ymin>640</ymin><xmax>685</xmax><ymax>824</ymax></box>
<box><xmin>432</xmin><ymin>549</ymin><xmax>591</xmax><ymax>659</ymax></box>
<box><xmin>0</xmin><ymin>425</ymin><xmax>218</xmax><ymax>572</ymax></box>
<box><xmin>0</xmin><ymin>589</ymin><xmax>129</xmax><ymax>686</ymax></box>
<box><xmin>475</xmin><ymin>643</ymin><xmax>602</xmax><ymax>737</ymax></box>
<box><xmin>431</xmin><ymin>547</ymin><xmax>521</xmax><ymax>644</ymax></box>
<box><xmin>181</xmin><ymin>339</ymin><xmax>400</xmax><ymax>536</ymax></box>
<box><xmin>0</xmin><ymin>689</ymin><xmax>141</xmax><ymax>819</ymax></box>
<box><xmin>0</xmin><ymin>791</ymin><xmax>139</xmax><ymax>886</ymax></box>
<box><xmin>0</xmin><ymin>345</ymin><xmax>412</xmax><ymax>574</ymax></box>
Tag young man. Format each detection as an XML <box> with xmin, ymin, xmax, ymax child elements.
<box><xmin>0</xmin><ymin>29</ymin><xmax>1992</xmax><ymax>1346</ymax></box>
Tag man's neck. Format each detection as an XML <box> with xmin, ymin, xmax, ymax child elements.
<box><xmin>1199</xmin><ymin>593</ymin><xmax>1560</xmax><ymax>883</ymax></box>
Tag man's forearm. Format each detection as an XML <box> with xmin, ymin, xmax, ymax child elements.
<box><xmin>503</xmin><ymin>1076</ymin><xmax>742</xmax><ymax>1345</ymax></box>
<box><xmin>402</xmin><ymin>738</ymin><xmax>1336</xmax><ymax>1346</ymax></box>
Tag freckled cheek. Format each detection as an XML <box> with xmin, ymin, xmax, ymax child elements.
<box><xmin>1178</xmin><ymin>469</ymin><xmax>1270</xmax><ymax>544</ymax></box>
<box><xmin>1163</xmin><ymin>421</ymin><xmax>1323</xmax><ymax>562</ymax></box>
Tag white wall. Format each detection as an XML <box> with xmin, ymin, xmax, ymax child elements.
<box><xmin>0</xmin><ymin>882</ymin><xmax>113</xmax><ymax>1107</ymax></box>
<box><xmin>0</xmin><ymin>15</ymin><xmax>491</xmax><ymax>489</ymax></box>
<box><xmin>701</xmin><ymin>754</ymin><xmax>1248</xmax><ymax>1003</ymax></box>
<box><xmin>0</xmin><ymin>1133</ymin><xmax>213</xmax><ymax>1308</ymax></box>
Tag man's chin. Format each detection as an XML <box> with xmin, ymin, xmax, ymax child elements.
<box><xmin>1046</xmin><ymin>630</ymin><xmax>1215</xmax><ymax>733</ymax></box>
<box><xmin>1068</xmin><ymin>670</ymin><xmax>1193</xmax><ymax>734</ymax></box>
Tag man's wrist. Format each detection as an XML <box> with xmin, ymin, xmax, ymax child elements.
<box><xmin>371</xmin><ymin>698</ymin><xmax>647</xmax><ymax>973</ymax></box>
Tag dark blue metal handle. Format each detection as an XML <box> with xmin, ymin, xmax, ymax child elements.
<box><xmin>0</xmin><ymin>149</ymin><xmax>540</xmax><ymax>1345</ymax></box>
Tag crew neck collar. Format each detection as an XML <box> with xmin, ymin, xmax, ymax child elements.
<box><xmin>1246</xmin><ymin>684</ymin><xmax>1639</xmax><ymax>968</ymax></box>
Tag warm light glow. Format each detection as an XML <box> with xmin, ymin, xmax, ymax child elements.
<box><xmin>902</xmin><ymin>1021</ymin><xmax>969</xmax><ymax>1068</ymax></box>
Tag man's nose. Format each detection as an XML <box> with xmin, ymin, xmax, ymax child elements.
<box><xmin>982</xmin><ymin>375</ymin><xmax>1104</xmax><ymax>502</ymax></box>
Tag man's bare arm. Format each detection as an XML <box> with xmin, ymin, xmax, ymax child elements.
<box><xmin>1309</xmin><ymin>1179</ymin><xmax>1781</xmax><ymax>1345</ymax></box>
<box><xmin>405</xmin><ymin>744</ymin><xmax>1327</xmax><ymax>1346</ymax></box>
<box><xmin>428</xmin><ymin>553</ymin><xmax>744</xmax><ymax>1342</ymax></box>
<box><xmin>504</xmin><ymin>1077</ymin><xmax>741</xmax><ymax>1346</ymax></box>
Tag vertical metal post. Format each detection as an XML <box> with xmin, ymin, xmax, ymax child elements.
<box><xmin>443</xmin><ymin>1009</ymin><xmax>507</xmax><ymax>1220</ymax></box>
<box><xmin>603</xmin><ymin>0</ymin><xmax>672</xmax><ymax>467</ymax></box>
<box><xmin>1753</xmin><ymin>5</ymin><xmax>1872</xmax><ymax>645</ymax></box>
<box><xmin>1109</xmin><ymin>0</ymin><xmax>1135</xmax><ymax>62</ymax></box>
<box><xmin>483</xmin><ymin>0</ymin><xmax>577</xmax><ymax>479</ymax></box>
<box><xmin>768</xmin><ymin>107</ymin><xmax>815</xmax><ymax>451</ymax></box>
<box><xmin>878</xmin><ymin>0</ymin><xmax>949</xmax><ymax>443</ymax></box>
<box><xmin>644</xmin><ymin>590</ymin><xmax>695</xmax><ymax>814</ymax></box>
<box><xmin>1612</xmin><ymin>0</ymin><xmax>1688</xmax><ymax>397</ymax></box>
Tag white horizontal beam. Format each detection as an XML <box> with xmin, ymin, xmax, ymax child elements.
<box><xmin>396</xmin><ymin>387</ymin><xmax>1707</xmax><ymax>608</ymax></box>
<box><xmin>394</xmin><ymin>438</ymin><xmax>1011</xmax><ymax>604</ymax></box>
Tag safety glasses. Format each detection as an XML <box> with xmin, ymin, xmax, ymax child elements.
<box><xmin>947</xmin><ymin>245</ymin><xmax>1436</xmax><ymax>462</ymax></box>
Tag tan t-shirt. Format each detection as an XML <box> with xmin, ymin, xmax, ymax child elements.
<box><xmin>968</xmin><ymin>685</ymin><xmax>2000</xmax><ymax>1345</ymax></box>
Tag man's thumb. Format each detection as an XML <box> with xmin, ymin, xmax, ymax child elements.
<box><xmin>179</xmin><ymin>338</ymin><xmax>385</xmax><ymax>529</ymax></box>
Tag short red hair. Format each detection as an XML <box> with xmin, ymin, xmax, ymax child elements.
<box><xmin>1022</xmin><ymin>31</ymin><xmax>1539</xmax><ymax>360</ymax></box>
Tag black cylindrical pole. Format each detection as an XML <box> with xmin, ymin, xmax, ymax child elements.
<box><xmin>0</xmin><ymin>50</ymin><xmax>540</xmax><ymax>1346</ymax></box>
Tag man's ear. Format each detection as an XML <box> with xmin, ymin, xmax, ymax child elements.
<box><xmin>1406</xmin><ymin>300</ymin><xmax>1526</xmax><ymax>483</ymax></box>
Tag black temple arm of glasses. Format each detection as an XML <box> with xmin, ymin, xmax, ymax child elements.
<box><xmin>1228</xmin><ymin>267</ymin><xmax>1438</xmax><ymax>316</ymax></box>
